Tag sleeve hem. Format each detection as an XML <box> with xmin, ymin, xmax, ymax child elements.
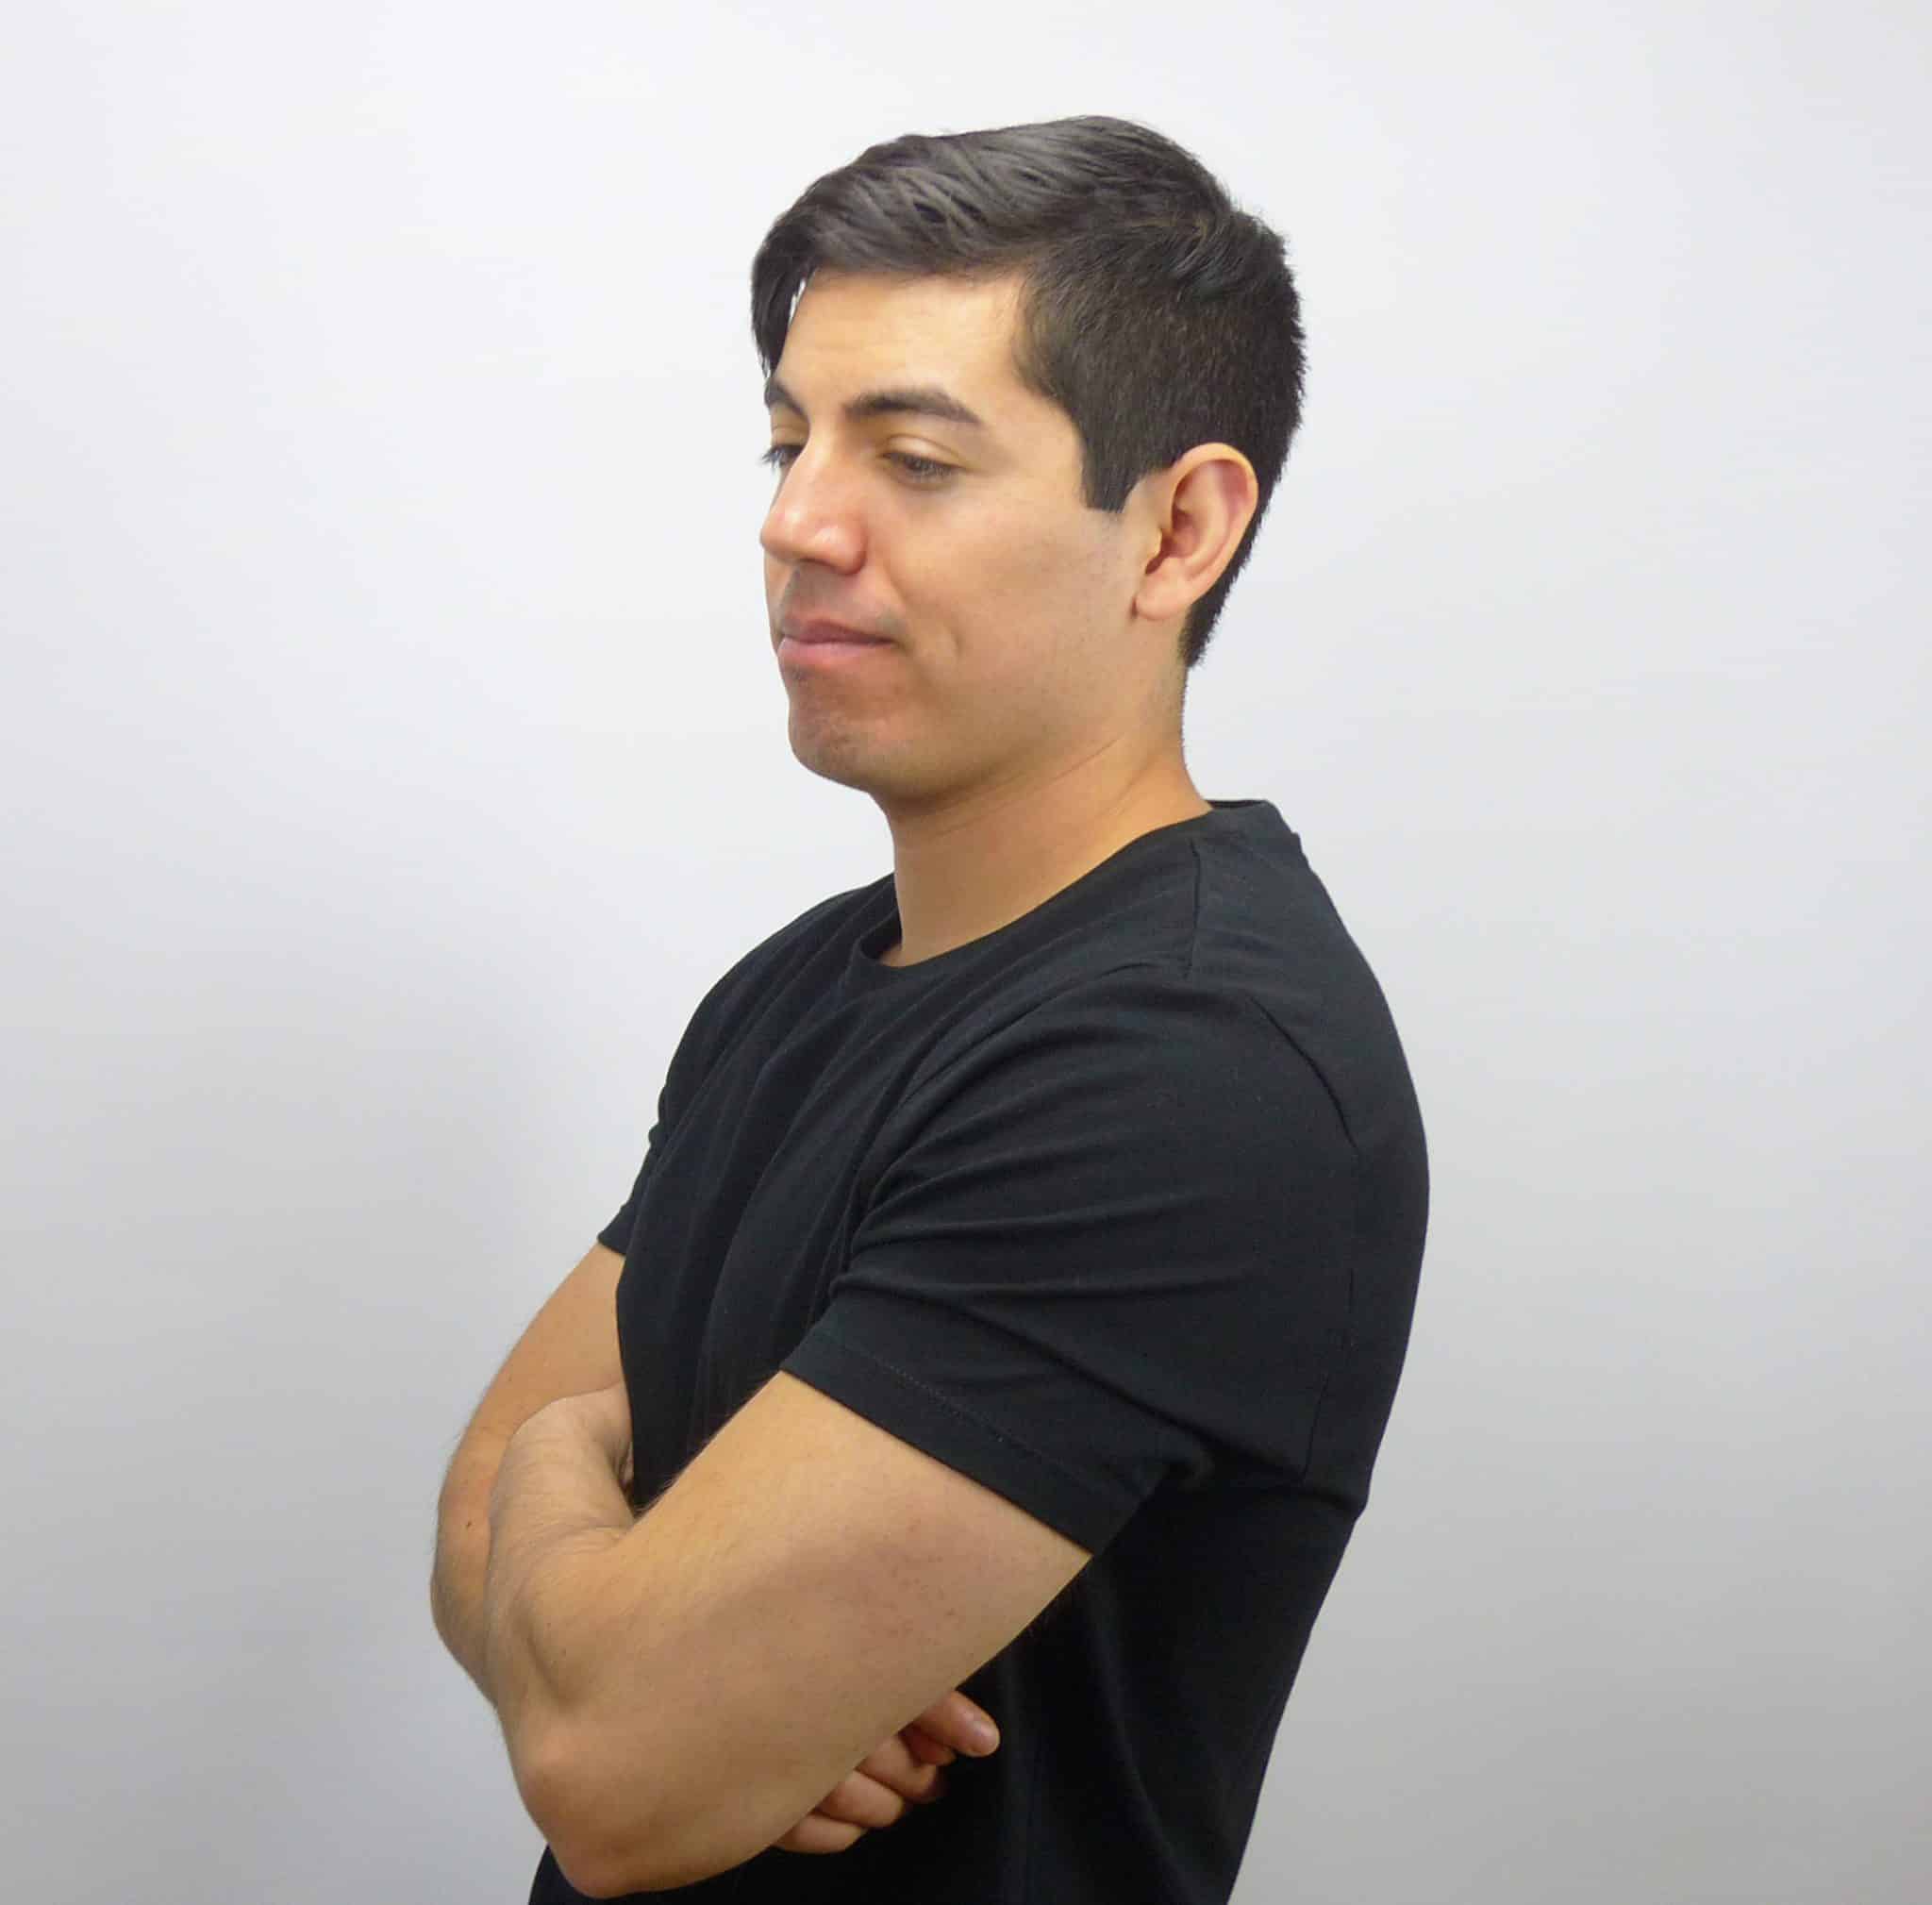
<box><xmin>780</xmin><ymin>1322</ymin><xmax>1131</xmax><ymax>1555</ymax></box>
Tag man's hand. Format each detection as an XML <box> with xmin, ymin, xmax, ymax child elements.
<box><xmin>772</xmin><ymin>1690</ymin><xmax>1001</xmax><ymax>1856</ymax></box>
<box><xmin>539</xmin><ymin>1380</ymin><xmax>634</xmax><ymax>1496</ymax></box>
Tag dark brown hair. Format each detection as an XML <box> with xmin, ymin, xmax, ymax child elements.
<box><xmin>750</xmin><ymin>114</ymin><xmax>1306</xmax><ymax>672</ymax></box>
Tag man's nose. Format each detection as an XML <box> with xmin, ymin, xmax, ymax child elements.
<box><xmin>759</xmin><ymin>453</ymin><xmax>864</xmax><ymax>569</ymax></box>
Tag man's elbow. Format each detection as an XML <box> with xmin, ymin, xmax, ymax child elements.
<box><xmin>541</xmin><ymin>1813</ymin><xmax>710</xmax><ymax>1897</ymax></box>
<box><xmin>550</xmin><ymin>1844</ymin><xmax>663</xmax><ymax>1901</ymax></box>
<box><xmin>511</xmin><ymin>1721</ymin><xmax>625</xmax><ymax>1897</ymax></box>
<box><xmin>544</xmin><ymin>1799</ymin><xmax>742</xmax><ymax>1897</ymax></box>
<box><xmin>515</xmin><ymin>1718</ymin><xmax>696</xmax><ymax>1897</ymax></box>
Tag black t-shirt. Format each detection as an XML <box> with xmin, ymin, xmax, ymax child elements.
<box><xmin>528</xmin><ymin>798</ymin><xmax>1429</xmax><ymax>1903</ymax></box>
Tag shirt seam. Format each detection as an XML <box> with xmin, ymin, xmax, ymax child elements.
<box><xmin>1222</xmin><ymin>983</ymin><xmax>1363</xmax><ymax>1475</ymax></box>
<box><xmin>810</xmin><ymin>1317</ymin><xmax>1122</xmax><ymax>1513</ymax></box>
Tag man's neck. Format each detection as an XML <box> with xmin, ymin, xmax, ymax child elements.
<box><xmin>879</xmin><ymin>773</ymin><xmax>1211</xmax><ymax>968</ymax></box>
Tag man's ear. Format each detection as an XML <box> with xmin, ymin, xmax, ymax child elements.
<box><xmin>1134</xmin><ymin>444</ymin><xmax>1257</xmax><ymax>627</ymax></box>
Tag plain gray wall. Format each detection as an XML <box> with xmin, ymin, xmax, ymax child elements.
<box><xmin>3</xmin><ymin>4</ymin><xmax>1924</xmax><ymax>1900</ymax></box>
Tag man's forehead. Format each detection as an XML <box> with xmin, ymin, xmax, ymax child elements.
<box><xmin>767</xmin><ymin>274</ymin><xmax>1023</xmax><ymax>426</ymax></box>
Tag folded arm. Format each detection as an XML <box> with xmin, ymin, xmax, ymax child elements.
<box><xmin>481</xmin><ymin>1385</ymin><xmax>636</xmax><ymax>1757</ymax></box>
<box><xmin>488</xmin><ymin>1367</ymin><xmax>1092</xmax><ymax>1897</ymax></box>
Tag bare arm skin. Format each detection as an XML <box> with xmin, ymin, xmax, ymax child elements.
<box><xmin>430</xmin><ymin>1240</ymin><xmax>627</xmax><ymax>1701</ymax></box>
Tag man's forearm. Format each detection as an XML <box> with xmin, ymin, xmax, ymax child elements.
<box><xmin>482</xmin><ymin>1406</ymin><xmax>636</xmax><ymax>1763</ymax></box>
<box><xmin>431</xmin><ymin>1435</ymin><xmax>513</xmax><ymax>1702</ymax></box>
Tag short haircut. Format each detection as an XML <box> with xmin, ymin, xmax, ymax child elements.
<box><xmin>750</xmin><ymin>114</ymin><xmax>1307</xmax><ymax>673</ymax></box>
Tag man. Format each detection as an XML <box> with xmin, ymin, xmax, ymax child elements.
<box><xmin>431</xmin><ymin>114</ymin><xmax>1428</xmax><ymax>1901</ymax></box>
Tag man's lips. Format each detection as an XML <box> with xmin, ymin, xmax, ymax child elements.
<box><xmin>782</xmin><ymin>619</ymin><xmax>890</xmax><ymax>646</ymax></box>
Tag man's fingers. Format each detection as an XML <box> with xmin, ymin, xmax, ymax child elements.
<box><xmin>771</xmin><ymin>1695</ymin><xmax>996</xmax><ymax>1857</ymax></box>
<box><xmin>820</xmin><ymin>1768</ymin><xmax>918</xmax><ymax>1830</ymax></box>
<box><xmin>857</xmin><ymin>1732</ymin><xmax>946</xmax><ymax>1804</ymax></box>
<box><xmin>772</xmin><ymin>1806</ymin><xmax>869</xmax><ymax>1856</ymax></box>
<box><xmin>909</xmin><ymin>1690</ymin><xmax>1002</xmax><ymax>1759</ymax></box>
<box><xmin>774</xmin><ymin>1767</ymin><xmax>910</xmax><ymax>1854</ymax></box>
<box><xmin>902</xmin><ymin>1723</ymin><xmax>955</xmax><ymax>1766</ymax></box>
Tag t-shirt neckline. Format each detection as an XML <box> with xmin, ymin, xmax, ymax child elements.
<box><xmin>847</xmin><ymin>798</ymin><xmax>1276</xmax><ymax>983</ymax></box>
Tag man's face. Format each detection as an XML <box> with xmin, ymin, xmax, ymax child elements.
<box><xmin>760</xmin><ymin>270</ymin><xmax>1174</xmax><ymax>812</ymax></box>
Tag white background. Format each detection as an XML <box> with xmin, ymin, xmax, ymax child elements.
<box><xmin>4</xmin><ymin>5</ymin><xmax>1925</xmax><ymax>1900</ymax></box>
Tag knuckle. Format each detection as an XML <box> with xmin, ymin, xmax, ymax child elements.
<box><xmin>833</xmin><ymin>1772</ymin><xmax>903</xmax><ymax>1829</ymax></box>
<box><xmin>775</xmin><ymin>1818</ymin><xmax>860</xmax><ymax>1855</ymax></box>
<box><xmin>859</xmin><ymin>1745</ymin><xmax>916</xmax><ymax>1794</ymax></box>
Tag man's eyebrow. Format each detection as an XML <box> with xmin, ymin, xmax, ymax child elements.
<box><xmin>762</xmin><ymin>374</ymin><xmax>988</xmax><ymax>432</ymax></box>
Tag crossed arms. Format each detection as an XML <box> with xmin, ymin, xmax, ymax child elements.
<box><xmin>432</xmin><ymin>1242</ymin><xmax>1091</xmax><ymax>1896</ymax></box>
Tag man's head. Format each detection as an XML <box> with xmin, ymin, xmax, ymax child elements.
<box><xmin>750</xmin><ymin>116</ymin><xmax>1303</xmax><ymax>814</ymax></box>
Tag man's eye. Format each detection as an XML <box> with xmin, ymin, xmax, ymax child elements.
<box><xmin>758</xmin><ymin>445</ymin><xmax>954</xmax><ymax>484</ymax></box>
<box><xmin>890</xmin><ymin>453</ymin><xmax>954</xmax><ymax>482</ymax></box>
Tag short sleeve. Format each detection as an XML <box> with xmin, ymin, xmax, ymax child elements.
<box><xmin>597</xmin><ymin>1093</ymin><xmax>675</xmax><ymax>1258</ymax></box>
<box><xmin>780</xmin><ymin>972</ymin><xmax>1359</xmax><ymax>1556</ymax></box>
